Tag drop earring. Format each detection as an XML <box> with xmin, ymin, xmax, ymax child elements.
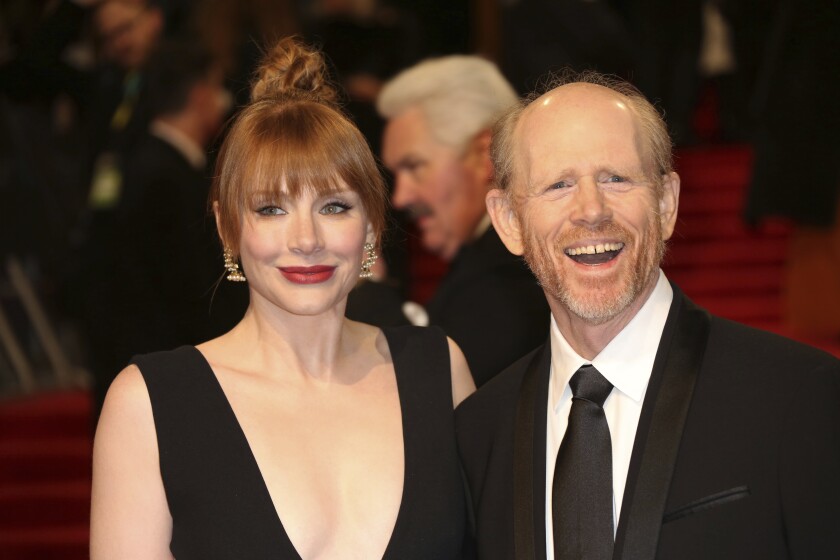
<box><xmin>359</xmin><ymin>243</ymin><xmax>378</xmax><ymax>279</ymax></box>
<box><xmin>224</xmin><ymin>248</ymin><xmax>246</xmax><ymax>282</ymax></box>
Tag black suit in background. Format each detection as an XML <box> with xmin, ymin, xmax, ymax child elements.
<box><xmin>425</xmin><ymin>227</ymin><xmax>549</xmax><ymax>387</ymax></box>
<box><xmin>83</xmin><ymin>132</ymin><xmax>243</xmax><ymax>419</ymax></box>
<box><xmin>348</xmin><ymin>226</ymin><xmax>550</xmax><ymax>387</ymax></box>
<box><xmin>456</xmin><ymin>284</ymin><xmax>840</xmax><ymax>559</ymax></box>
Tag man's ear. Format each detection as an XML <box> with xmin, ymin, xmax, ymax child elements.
<box><xmin>148</xmin><ymin>7</ymin><xmax>165</xmax><ymax>36</ymax></box>
<box><xmin>486</xmin><ymin>188</ymin><xmax>525</xmax><ymax>256</ymax></box>
<box><xmin>658</xmin><ymin>171</ymin><xmax>680</xmax><ymax>241</ymax></box>
<box><xmin>465</xmin><ymin>129</ymin><xmax>494</xmax><ymax>186</ymax></box>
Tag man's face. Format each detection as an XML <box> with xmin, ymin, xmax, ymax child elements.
<box><xmin>382</xmin><ymin>107</ymin><xmax>488</xmax><ymax>260</ymax></box>
<box><xmin>194</xmin><ymin>67</ymin><xmax>232</xmax><ymax>143</ymax></box>
<box><xmin>504</xmin><ymin>84</ymin><xmax>678</xmax><ymax>325</ymax></box>
<box><xmin>96</xmin><ymin>0</ymin><xmax>163</xmax><ymax>70</ymax></box>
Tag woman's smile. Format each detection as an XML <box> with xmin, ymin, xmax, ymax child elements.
<box><xmin>279</xmin><ymin>265</ymin><xmax>337</xmax><ymax>284</ymax></box>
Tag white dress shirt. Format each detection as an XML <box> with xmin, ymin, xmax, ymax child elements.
<box><xmin>149</xmin><ymin>119</ymin><xmax>207</xmax><ymax>171</ymax></box>
<box><xmin>545</xmin><ymin>270</ymin><xmax>673</xmax><ymax>559</ymax></box>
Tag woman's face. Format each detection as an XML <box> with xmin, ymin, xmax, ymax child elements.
<box><xmin>237</xmin><ymin>181</ymin><xmax>373</xmax><ymax>318</ymax></box>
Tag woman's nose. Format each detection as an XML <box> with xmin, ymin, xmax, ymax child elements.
<box><xmin>287</xmin><ymin>213</ymin><xmax>323</xmax><ymax>254</ymax></box>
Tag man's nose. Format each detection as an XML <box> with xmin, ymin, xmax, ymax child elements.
<box><xmin>390</xmin><ymin>173</ymin><xmax>416</xmax><ymax>210</ymax></box>
<box><xmin>570</xmin><ymin>177</ymin><xmax>612</xmax><ymax>227</ymax></box>
<box><xmin>287</xmin><ymin>213</ymin><xmax>323</xmax><ymax>254</ymax></box>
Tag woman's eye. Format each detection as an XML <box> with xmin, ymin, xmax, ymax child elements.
<box><xmin>605</xmin><ymin>175</ymin><xmax>626</xmax><ymax>183</ymax></box>
<box><xmin>257</xmin><ymin>206</ymin><xmax>286</xmax><ymax>216</ymax></box>
<box><xmin>321</xmin><ymin>202</ymin><xmax>351</xmax><ymax>215</ymax></box>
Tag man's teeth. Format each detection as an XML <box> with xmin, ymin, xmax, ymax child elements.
<box><xmin>564</xmin><ymin>242</ymin><xmax>625</xmax><ymax>256</ymax></box>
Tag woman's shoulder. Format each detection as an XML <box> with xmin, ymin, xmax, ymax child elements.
<box><xmin>103</xmin><ymin>363</ymin><xmax>150</xmax><ymax>415</ymax></box>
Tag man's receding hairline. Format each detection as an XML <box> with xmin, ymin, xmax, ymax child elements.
<box><xmin>512</xmin><ymin>83</ymin><xmax>658</xmax><ymax>190</ymax></box>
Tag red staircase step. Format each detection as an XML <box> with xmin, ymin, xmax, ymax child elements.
<box><xmin>677</xmin><ymin>189</ymin><xmax>745</xmax><ymax>215</ymax></box>
<box><xmin>0</xmin><ymin>480</ymin><xmax>91</xmax><ymax>529</ymax></box>
<box><xmin>688</xmin><ymin>293</ymin><xmax>782</xmax><ymax>323</ymax></box>
<box><xmin>0</xmin><ymin>525</ymin><xmax>89</xmax><ymax>560</ymax></box>
<box><xmin>0</xmin><ymin>439</ymin><xmax>91</xmax><ymax>484</ymax></box>
<box><xmin>674</xmin><ymin>145</ymin><xmax>754</xmax><ymax>187</ymax></box>
<box><xmin>0</xmin><ymin>391</ymin><xmax>93</xmax><ymax>559</ymax></box>
<box><xmin>0</xmin><ymin>391</ymin><xmax>92</xmax><ymax>441</ymax></box>
<box><xmin>663</xmin><ymin>238</ymin><xmax>788</xmax><ymax>267</ymax></box>
<box><xmin>665</xmin><ymin>264</ymin><xmax>785</xmax><ymax>295</ymax></box>
<box><xmin>673</xmin><ymin>214</ymin><xmax>791</xmax><ymax>241</ymax></box>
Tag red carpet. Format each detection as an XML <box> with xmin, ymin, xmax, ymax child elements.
<box><xmin>0</xmin><ymin>391</ymin><xmax>91</xmax><ymax>560</ymax></box>
<box><xmin>664</xmin><ymin>145</ymin><xmax>840</xmax><ymax>356</ymax></box>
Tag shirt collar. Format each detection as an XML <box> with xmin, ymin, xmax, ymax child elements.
<box><xmin>549</xmin><ymin>270</ymin><xmax>673</xmax><ymax>412</ymax></box>
<box><xmin>472</xmin><ymin>213</ymin><xmax>492</xmax><ymax>241</ymax></box>
<box><xmin>150</xmin><ymin>119</ymin><xmax>207</xmax><ymax>170</ymax></box>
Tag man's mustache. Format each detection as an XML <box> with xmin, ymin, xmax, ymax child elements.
<box><xmin>404</xmin><ymin>204</ymin><xmax>434</xmax><ymax>222</ymax></box>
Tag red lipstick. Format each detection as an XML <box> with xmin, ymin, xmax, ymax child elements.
<box><xmin>279</xmin><ymin>265</ymin><xmax>336</xmax><ymax>284</ymax></box>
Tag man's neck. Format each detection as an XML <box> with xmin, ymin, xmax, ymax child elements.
<box><xmin>548</xmin><ymin>275</ymin><xmax>661</xmax><ymax>360</ymax></box>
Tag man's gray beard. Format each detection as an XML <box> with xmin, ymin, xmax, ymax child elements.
<box><xmin>522</xmin><ymin>218</ymin><xmax>665</xmax><ymax>325</ymax></box>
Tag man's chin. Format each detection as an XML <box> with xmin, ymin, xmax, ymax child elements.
<box><xmin>420</xmin><ymin>234</ymin><xmax>452</xmax><ymax>260</ymax></box>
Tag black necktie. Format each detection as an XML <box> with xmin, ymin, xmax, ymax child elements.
<box><xmin>552</xmin><ymin>364</ymin><xmax>615</xmax><ymax>560</ymax></box>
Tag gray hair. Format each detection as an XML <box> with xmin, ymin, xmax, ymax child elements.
<box><xmin>377</xmin><ymin>55</ymin><xmax>518</xmax><ymax>151</ymax></box>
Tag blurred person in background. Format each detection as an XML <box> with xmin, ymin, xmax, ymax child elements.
<box><xmin>745</xmin><ymin>0</ymin><xmax>840</xmax><ymax>340</ymax></box>
<box><xmin>348</xmin><ymin>55</ymin><xmax>549</xmax><ymax>386</ymax></box>
<box><xmin>0</xmin><ymin>0</ymin><xmax>191</xmax><ymax>380</ymax></box>
<box><xmin>83</xmin><ymin>38</ymin><xmax>231</xmax><ymax>420</ymax></box>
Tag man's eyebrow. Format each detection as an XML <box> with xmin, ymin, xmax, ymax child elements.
<box><xmin>530</xmin><ymin>168</ymin><xmax>575</xmax><ymax>189</ymax></box>
<box><xmin>395</xmin><ymin>154</ymin><xmax>424</xmax><ymax>168</ymax></box>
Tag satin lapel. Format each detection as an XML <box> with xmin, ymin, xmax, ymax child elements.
<box><xmin>613</xmin><ymin>289</ymin><xmax>710</xmax><ymax>560</ymax></box>
<box><xmin>513</xmin><ymin>342</ymin><xmax>551</xmax><ymax>560</ymax></box>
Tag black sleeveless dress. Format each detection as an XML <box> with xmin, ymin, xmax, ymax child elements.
<box><xmin>133</xmin><ymin>326</ymin><xmax>470</xmax><ymax>559</ymax></box>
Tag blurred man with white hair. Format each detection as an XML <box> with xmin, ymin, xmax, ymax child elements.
<box><xmin>352</xmin><ymin>56</ymin><xmax>549</xmax><ymax>386</ymax></box>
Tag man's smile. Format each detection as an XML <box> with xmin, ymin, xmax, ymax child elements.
<box><xmin>564</xmin><ymin>242</ymin><xmax>625</xmax><ymax>265</ymax></box>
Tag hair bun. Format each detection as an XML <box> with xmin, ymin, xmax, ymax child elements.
<box><xmin>251</xmin><ymin>37</ymin><xmax>338</xmax><ymax>104</ymax></box>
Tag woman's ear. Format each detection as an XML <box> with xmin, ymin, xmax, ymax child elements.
<box><xmin>365</xmin><ymin>220</ymin><xmax>377</xmax><ymax>247</ymax></box>
<box><xmin>486</xmin><ymin>188</ymin><xmax>525</xmax><ymax>256</ymax></box>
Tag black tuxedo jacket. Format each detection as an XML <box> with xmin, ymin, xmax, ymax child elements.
<box><xmin>425</xmin><ymin>227</ymin><xmax>549</xmax><ymax>386</ymax></box>
<box><xmin>455</xmin><ymin>286</ymin><xmax>840</xmax><ymax>559</ymax></box>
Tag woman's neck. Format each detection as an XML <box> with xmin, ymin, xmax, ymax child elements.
<box><xmin>223</xmin><ymin>299</ymin><xmax>369</xmax><ymax>383</ymax></box>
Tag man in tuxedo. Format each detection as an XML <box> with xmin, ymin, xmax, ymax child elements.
<box><xmin>347</xmin><ymin>56</ymin><xmax>549</xmax><ymax>386</ymax></box>
<box><xmin>455</xmin><ymin>71</ymin><xmax>840</xmax><ymax>559</ymax></box>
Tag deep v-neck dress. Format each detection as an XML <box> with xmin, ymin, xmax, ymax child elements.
<box><xmin>134</xmin><ymin>326</ymin><xmax>469</xmax><ymax>559</ymax></box>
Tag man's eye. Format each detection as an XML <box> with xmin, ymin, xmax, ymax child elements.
<box><xmin>321</xmin><ymin>202</ymin><xmax>352</xmax><ymax>215</ymax></box>
<box><xmin>548</xmin><ymin>181</ymin><xmax>570</xmax><ymax>190</ymax></box>
<box><xmin>257</xmin><ymin>206</ymin><xmax>286</xmax><ymax>216</ymax></box>
<box><xmin>605</xmin><ymin>175</ymin><xmax>626</xmax><ymax>183</ymax></box>
<box><xmin>401</xmin><ymin>161</ymin><xmax>424</xmax><ymax>177</ymax></box>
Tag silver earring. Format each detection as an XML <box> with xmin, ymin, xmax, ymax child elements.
<box><xmin>359</xmin><ymin>243</ymin><xmax>378</xmax><ymax>279</ymax></box>
<box><xmin>224</xmin><ymin>248</ymin><xmax>246</xmax><ymax>282</ymax></box>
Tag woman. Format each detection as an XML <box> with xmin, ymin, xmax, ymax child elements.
<box><xmin>90</xmin><ymin>37</ymin><xmax>475</xmax><ymax>559</ymax></box>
